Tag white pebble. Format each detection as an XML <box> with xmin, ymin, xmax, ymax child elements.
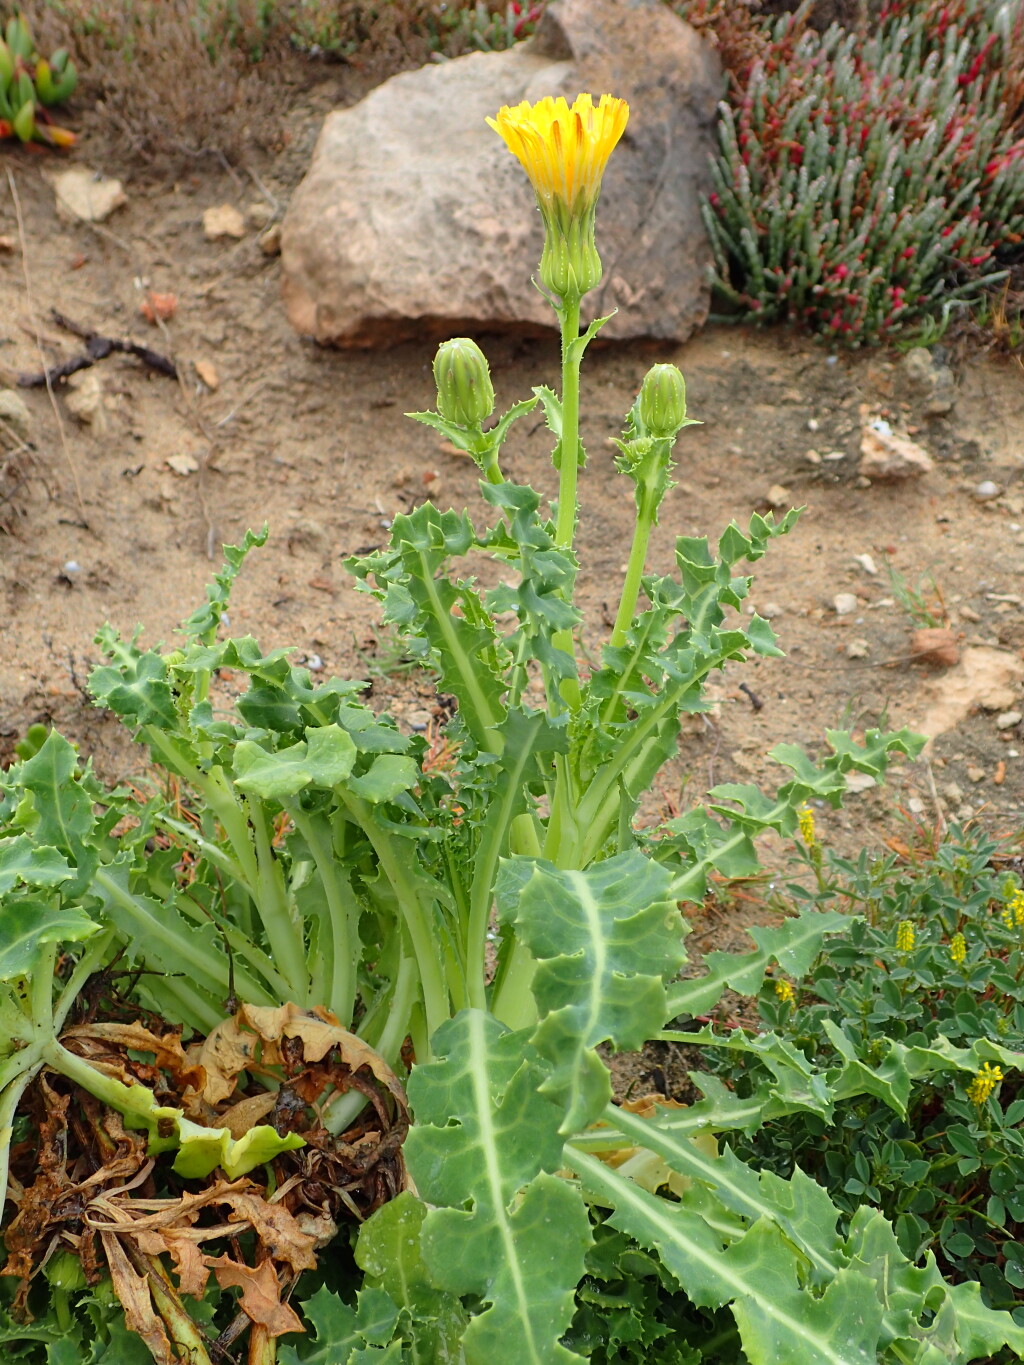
<box><xmin>833</xmin><ymin>592</ymin><xmax>858</xmax><ymax>616</ymax></box>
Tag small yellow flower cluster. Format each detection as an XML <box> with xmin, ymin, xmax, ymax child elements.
<box><xmin>774</xmin><ymin>979</ymin><xmax>796</xmax><ymax>1004</ymax></box>
<box><xmin>1001</xmin><ymin>888</ymin><xmax>1024</xmax><ymax>931</ymax></box>
<box><xmin>896</xmin><ymin>920</ymin><xmax>916</xmax><ymax>953</ymax></box>
<box><xmin>797</xmin><ymin>805</ymin><xmax>816</xmax><ymax>847</ymax></box>
<box><xmin>966</xmin><ymin>1062</ymin><xmax>1003</xmax><ymax>1106</ymax></box>
<box><xmin>949</xmin><ymin>932</ymin><xmax>967</xmax><ymax>965</ymax></box>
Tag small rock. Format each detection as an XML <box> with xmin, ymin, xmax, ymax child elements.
<box><xmin>958</xmin><ymin>605</ymin><xmax>981</xmax><ymax>623</ymax></box>
<box><xmin>65</xmin><ymin>371</ymin><xmax>105</xmax><ymax>429</ymax></box>
<box><xmin>846</xmin><ymin>638</ymin><xmax>870</xmax><ymax>659</ymax></box>
<box><xmin>852</xmin><ymin>553</ymin><xmax>878</xmax><ymax>575</ymax></box>
<box><xmin>0</xmin><ymin>234</ymin><xmax>15</xmax><ymax>252</ymax></box>
<box><xmin>259</xmin><ymin>223</ymin><xmax>282</xmax><ymax>256</ymax></box>
<box><xmin>760</xmin><ymin>602</ymin><xmax>785</xmax><ymax>618</ymax></box>
<box><xmin>286</xmin><ymin>516</ymin><xmax>326</xmax><ymax>550</ymax></box>
<box><xmin>902</xmin><ymin>347</ymin><xmax>936</xmax><ymax>393</ymax></box>
<box><xmin>807</xmin><ymin>417</ymin><xmax>820</xmax><ymax>432</ymax></box>
<box><xmin>973</xmin><ymin>480</ymin><xmax>1001</xmax><ymax>501</ymax></box>
<box><xmin>859</xmin><ymin>426</ymin><xmax>934</xmax><ymax>480</ymax></box>
<box><xmin>907</xmin><ymin>797</ymin><xmax>925</xmax><ymax>814</ymax></box>
<box><xmin>203</xmin><ymin>204</ymin><xmax>246</xmax><ymax>241</ymax></box>
<box><xmin>956</xmin><ymin>804</ymin><xmax>975</xmax><ymax>822</ymax></box>
<box><xmin>942</xmin><ymin>782</ymin><xmax>963</xmax><ymax>803</ymax></box>
<box><xmin>924</xmin><ymin>367</ymin><xmax>956</xmax><ymax>416</ymax></box>
<box><xmin>304</xmin><ymin>652</ymin><xmax>324</xmax><ymax>672</ymax></box>
<box><xmin>910</xmin><ymin>626</ymin><xmax>959</xmax><ymax>668</ymax></box>
<box><xmin>167</xmin><ymin>452</ymin><xmax>199</xmax><ymax>476</ymax></box>
<box><xmin>62</xmin><ymin>560</ymin><xmax>81</xmax><ymax>577</ymax></box>
<box><xmin>139</xmin><ymin>291</ymin><xmax>178</xmax><ymax>324</ymax></box>
<box><xmin>0</xmin><ymin>388</ymin><xmax>32</xmax><ymax>441</ymax></box>
<box><xmin>845</xmin><ymin>771</ymin><xmax>877</xmax><ymax>794</ymax></box>
<box><xmin>804</xmin><ymin>448</ymin><xmax>821</xmax><ymax>465</ymax></box>
<box><xmin>50</xmin><ymin>168</ymin><xmax>126</xmax><ymax>223</ymax></box>
<box><xmin>833</xmin><ymin>592</ymin><xmax>858</xmax><ymax>616</ymax></box>
<box><xmin>248</xmin><ymin>201</ymin><xmax>274</xmax><ymax>228</ymax></box>
<box><xmin>407</xmin><ymin>709</ymin><xmax>432</xmax><ymax>732</ymax></box>
<box><xmin>967</xmin><ymin>765</ymin><xmax>986</xmax><ymax>783</ymax></box>
<box><xmin>195</xmin><ymin>360</ymin><xmax>220</xmax><ymax>391</ymax></box>
<box><xmin>766</xmin><ymin>484</ymin><xmax>792</xmax><ymax>508</ymax></box>
<box><xmin>822</xmin><ymin>449</ymin><xmax>847</xmax><ymax>461</ymax></box>
<box><xmin>996</xmin><ymin>710</ymin><xmax>1022</xmax><ymax>730</ymax></box>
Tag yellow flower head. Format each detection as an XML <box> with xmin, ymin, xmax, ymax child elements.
<box><xmin>896</xmin><ymin>920</ymin><xmax>916</xmax><ymax>953</ymax></box>
<box><xmin>949</xmin><ymin>932</ymin><xmax>967</xmax><ymax>965</ymax></box>
<box><xmin>487</xmin><ymin>93</ymin><xmax>629</xmax><ymax>299</ymax></box>
<box><xmin>966</xmin><ymin>1062</ymin><xmax>1003</xmax><ymax>1106</ymax></box>
<box><xmin>774</xmin><ymin>979</ymin><xmax>796</xmax><ymax>1004</ymax></box>
<box><xmin>797</xmin><ymin>805</ymin><xmax>816</xmax><ymax>847</ymax></box>
<box><xmin>1006</xmin><ymin>888</ymin><xmax>1024</xmax><ymax>929</ymax></box>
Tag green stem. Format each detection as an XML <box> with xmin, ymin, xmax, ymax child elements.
<box><xmin>0</xmin><ymin>1062</ymin><xmax>44</xmax><ymax>1219</ymax></box>
<box><xmin>609</xmin><ymin>483</ymin><xmax>657</xmax><ymax>650</ymax></box>
<box><xmin>335</xmin><ymin>790</ymin><xmax>450</xmax><ymax>1046</ymax></box>
<box><xmin>550</xmin><ymin>293</ymin><xmax>582</xmax><ymax>712</ymax></box>
<box><xmin>53</xmin><ymin>929</ymin><xmax>116</xmax><ymax>1032</ymax></box>
<box><xmin>249</xmin><ymin>796</ymin><xmax>310</xmax><ymax>1002</ymax></box>
<box><xmin>285</xmin><ymin>804</ymin><xmax>359</xmax><ymax>1022</ymax></box>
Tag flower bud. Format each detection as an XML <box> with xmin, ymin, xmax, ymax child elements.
<box><xmin>433</xmin><ymin>338</ymin><xmax>495</xmax><ymax>429</ymax></box>
<box><xmin>637</xmin><ymin>364</ymin><xmax>688</xmax><ymax>439</ymax></box>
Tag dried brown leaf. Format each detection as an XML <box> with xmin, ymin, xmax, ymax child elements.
<box><xmin>62</xmin><ymin>1022</ymin><xmax>207</xmax><ymax>1106</ymax></box>
<box><xmin>213</xmin><ymin>1089</ymin><xmax>277</xmax><ymax>1140</ymax></box>
<box><xmin>102</xmin><ymin>1231</ymin><xmax>176</xmax><ymax>1365</ymax></box>
<box><xmin>205</xmin><ymin>1255</ymin><xmax>304</xmax><ymax>1337</ymax></box>
<box><xmin>197</xmin><ymin>1003</ymin><xmax>405</xmax><ymax>1109</ymax></box>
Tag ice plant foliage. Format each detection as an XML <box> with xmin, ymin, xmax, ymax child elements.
<box><xmin>703</xmin><ymin>0</ymin><xmax>1024</xmax><ymax>342</ymax></box>
<box><xmin>4</xmin><ymin>89</ymin><xmax>1024</xmax><ymax>1365</ymax></box>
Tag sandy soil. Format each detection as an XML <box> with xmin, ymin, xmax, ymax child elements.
<box><xmin>2</xmin><ymin>84</ymin><xmax>1024</xmax><ymax>917</ymax></box>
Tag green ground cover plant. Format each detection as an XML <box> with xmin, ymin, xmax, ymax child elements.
<box><xmin>706</xmin><ymin>820</ymin><xmax>1024</xmax><ymax>1329</ymax></box>
<box><xmin>4</xmin><ymin>88</ymin><xmax>1024</xmax><ymax>1365</ymax></box>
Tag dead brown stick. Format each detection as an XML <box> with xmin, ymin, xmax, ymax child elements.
<box><xmin>16</xmin><ymin>309</ymin><xmax>178</xmax><ymax>387</ymax></box>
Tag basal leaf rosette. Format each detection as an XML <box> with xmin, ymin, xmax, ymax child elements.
<box><xmin>487</xmin><ymin>93</ymin><xmax>628</xmax><ymax>301</ymax></box>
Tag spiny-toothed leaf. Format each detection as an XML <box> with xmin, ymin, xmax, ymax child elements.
<box><xmin>279</xmin><ymin>1286</ymin><xmax>361</xmax><ymax>1365</ymax></box>
<box><xmin>89</xmin><ymin>635</ymin><xmax>178</xmax><ymax>731</ymax></box>
<box><xmin>498</xmin><ymin>851</ymin><xmax>685</xmax><ymax>1132</ymax></box>
<box><xmin>606</xmin><ymin>1106</ymin><xmax>843</xmax><ymax>1286</ymax></box>
<box><xmin>0</xmin><ymin>837</ymin><xmax>72</xmax><ymax>894</ymax></box>
<box><xmin>571</xmin><ymin>1148</ymin><xmax>882</xmax><ymax>1365</ymax></box>
<box><xmin>346</xmin><ymin>754</ymin><xmax>421</xmax><ymax>804</ymax></box>
<box><xmin>665</xmin><ymin>906</ymin><xmax>849</xmax><ymax>1018</ymax></box>
<box><xmin>0</xmin><ymin>899</ymin><xmax>102</xmax><ymax>981</ymax></box>
<box><xmin>356</xmin><ymin>1191</ymin><xmax>469</xmax><ymax>1364</ymax></box>
<box><xmin>12</xmin><ymin>731</ymin><xmax>100</xmax><ymax>894</ymax></box>
<box><xmin>405</xmin><ymin>1011</ymin><xmax>590</xmax><ymax>1365</ymax></box>
<box><xmin>233</xmin><ymin>726</ymin><xmax>358</xmax><ymax>801</ymax></box>
<box><xmin>179</xmin><ymin>525</ymin><xmax>268</xmax><ymax>643</ymax></box>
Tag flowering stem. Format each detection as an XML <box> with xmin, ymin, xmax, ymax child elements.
<box><xmin>550</xmin><ymin>292</ymin><xmax>582</xmax><ymax>712</ymax></box>
<box><xmin>609</xmin><ymin>481</ymin><xmax>658</xmax><ymax>649</ymax></box>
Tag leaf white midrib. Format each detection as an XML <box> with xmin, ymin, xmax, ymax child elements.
<box><xmin>612</xmin><ymin>1106</ymin><xmax>836</xmax><ymax>1281</ymax></box>
<box><xmin>467</xmin><ymin>1011</ymin><xmax>543</xmax><ymax>1363</ymax></box>
<box><xmin>568</xmin><ymin>1148</ymin><xmax>869</xmax><ymax>1365</ymax></box>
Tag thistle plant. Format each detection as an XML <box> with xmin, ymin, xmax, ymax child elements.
<box><xmin>5</xmin><ymin>90</ymin><xmax>1024</xmax><ymax>1365</ymax></box>
<box><xmin>0</xmin><ymin>12</ymin><xmax>76</xmax><ymax>146</ymax></box>
<box><xmin>703</xmin><ymin>0</ymin><xmax>1024</xmax><ymax>342</ymax></box>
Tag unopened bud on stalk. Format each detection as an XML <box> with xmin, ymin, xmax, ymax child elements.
<box><xmin>637</xmin><ymin>364</ymin><xmax>688</xmax><ymax>439</ymax></box>
<box><xmin>433</xmin><ymin>338</ymin><xmax>495</xmax><ymax>428</ymax></box>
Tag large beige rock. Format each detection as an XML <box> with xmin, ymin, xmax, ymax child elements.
<box><xmin>281</xmin><ymin>0</ymin><xmax>722</xmax><ymax>347</ymax></box>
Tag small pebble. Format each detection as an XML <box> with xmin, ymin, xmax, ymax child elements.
<box><xmin>852</xmin><ymin>553</ymin><xmax>878</xmax><ymax>575</ymax></box>
<box><xmin>907</xmin><ymin>797</ymin><xmax>925</xmax><ymax>814</ymax></box>
<box><xmin>942</xmin><ymin>782</ymin><xmax>964</xmax><ymax>803</ymax></box>
<box><xmin>973</xmin><ymin>480</ymin><xmax>1002</xmax><ymax>501</ymax></box>
<box><xmin>805</xmin><ymin>449</ymin><xmax>822</xmax><ymax>465</ymax></box>
<box><xmin>833</xmin><ymin>592</ymin><xmax>858</xmax><ymax>616</ymax></box>
<box><xmin>958</xmin><ymin>605</ymin><xmax>981</xmax><ymax>622</ymax></box>
<box><xmin>760</xmin><ymin>602</ymin><xmax>785</xmax><ymax>618</ymax></box>
<box><xmin>407</xmin><ymin>709</ymin><xmax>431</xmax><ymax>732</ymax></box>
<box><xmin>956</xmin><ymin>804</ymin><xmax>975</xmax><ymax>822</ymax></box>
<box><xmin>304</xmin><ymin>653</ymin><xmax>324</xmax><ymax>672</ymax></box>
<box><xmin>846</xmin><ymin>638</ymin><xmax>870</xmax><ymax>659</ymax></box>
<box><xmin>807</xmin><ymin>418</ymin><xmax>820</xmax><ymax>432</ymax></box>
<box><xmin>62</xmin><ymin>560</ymin><xmax>81</xmax><ymax>576</ymax></box>
<box><xmin>766</xmin><ymin>485</ymin><xmax>791</xmax><ymax>508</ymax></box>
<box><xmin>967</xmin><ymin>765</ymin><xmax>986</xmax><ymax>783</ymax></box>
<box><xmin>996</xmin><ymin>711</ymin><xmax>1022</xmax><ymax>730</ymax></box>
